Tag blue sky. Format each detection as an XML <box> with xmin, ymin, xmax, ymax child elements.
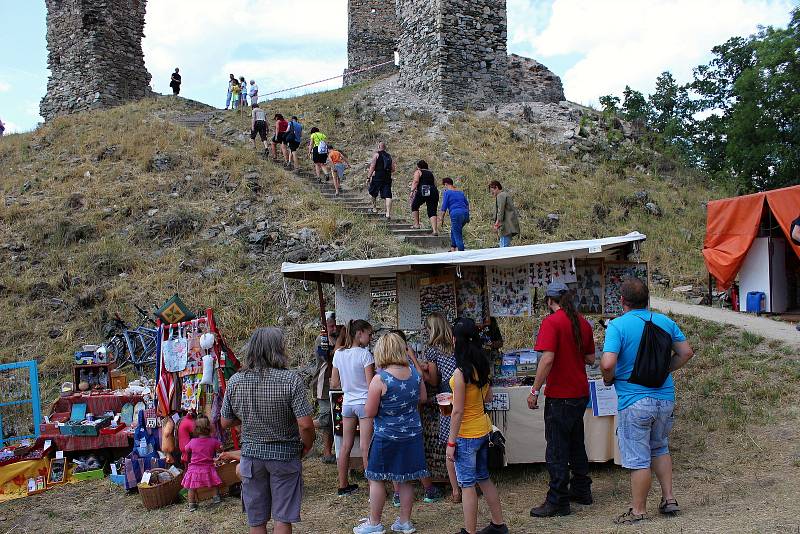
<box><xmin>0</xmin><ymin>0</ymin><xmax>794</xmax><ymax>134</ymax></box>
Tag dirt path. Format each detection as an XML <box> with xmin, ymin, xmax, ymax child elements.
<box><xmin>651</xmin><ymin>297</ymin><xmax>800</xmax><ymax>350</ymax></box>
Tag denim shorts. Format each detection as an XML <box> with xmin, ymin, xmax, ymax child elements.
<box><xmin>454</xmin><ymin>434</ymin><xmax>490</xmax><ymax>488</ymax></box>
<box><xmin>617</xmin><ymin>397</ymin><xmax>675</xmax><ymax>470</ymax></box>
<box><xmin>342</xmin><ymin>403</ymin><xmax>367</xmax><ymax>419</ymax></box>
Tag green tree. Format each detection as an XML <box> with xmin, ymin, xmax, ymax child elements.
<box><xmin>691</xmin><ymin>8</ymin><xmax>800</xmax><ymax>191</ymax></box>
<box><xmin>621</xmin><ymin>86</ymin><xmax>650</xmax><ymax>123</ymax></box>
<box><xmin>599</xmin><ymin>94</ymin><xmax>620</xmax><ymax>116</ymax></box>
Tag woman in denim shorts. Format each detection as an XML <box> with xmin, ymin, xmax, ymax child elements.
<box><xmin>446</xmin><ymin>318</ymin><xmax>508</xmax><ymax>534</ymax></box>
<box><xmin>331</xmin><ymin>320</ymin><xmax>375</xmax><ymax>497</ymax></box>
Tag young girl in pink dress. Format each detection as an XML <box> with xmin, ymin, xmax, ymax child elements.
<box><xmin>181</xmin><ymin>415</ymin><xmax>223</xmax><ymax>510</ymax></box>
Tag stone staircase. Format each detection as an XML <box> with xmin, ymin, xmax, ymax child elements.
<box><xmin>170</xmin><ymin>110</ymin><xmax>451</xmax><ymax>252</ymax></box>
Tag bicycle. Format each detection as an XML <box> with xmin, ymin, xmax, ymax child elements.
<box><xmin>105</xmin><ymin>305</ymin><xmax>159</xmax><ymax>376</ymax></box>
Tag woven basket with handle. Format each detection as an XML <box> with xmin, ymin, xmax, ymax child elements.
<box><xmin>138</xmin><ymin>468</ymin><xmax>183</xmax><ymax>510</ymax></box>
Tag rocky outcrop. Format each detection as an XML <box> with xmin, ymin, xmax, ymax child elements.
<box><xmin>507</xmin><ymin>54</ymin><xmax>565</xmax><ymax>104</ymax></box>
<box><xmin>40</xmin><ymin>0</ymin><xmax>152</xmax><ymax>121</ymax></box>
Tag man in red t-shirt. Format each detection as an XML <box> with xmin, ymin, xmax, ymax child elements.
<box><xmin>528</xmin><ymin>282</ymin><xmax>596</xmax><ymax>518</ymax></box>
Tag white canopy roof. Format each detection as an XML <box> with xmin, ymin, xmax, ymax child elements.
<box><xmin>281</xmin><ymin>232</ymin><xmax>646</xmax><ymax>282</ymax></box>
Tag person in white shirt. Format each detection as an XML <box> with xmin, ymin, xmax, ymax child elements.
<box><xmin>249</xmin><ymin>80</ymin><xmax>259</xmax><ymax>105</ymax></box>
<box><xmin>331</xmin><ymin>319</ymin><xmax>375</xmax><ymax>497</ymax></box>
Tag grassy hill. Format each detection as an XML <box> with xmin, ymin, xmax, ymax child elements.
<box><xmin>2</xmin><ymin>80</ymin><xmax>800</xmax><ymax>534</ymax></box>
<box><xmin>0</xmin><ymin>81</ymin><xmax>722</xmax><ymax>389</ymax></box>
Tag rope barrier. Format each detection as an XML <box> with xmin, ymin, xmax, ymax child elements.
<box><xmin>261</xmin><ymin>59</ymin><xmax>396</xmax><ymax>98</ymax></box>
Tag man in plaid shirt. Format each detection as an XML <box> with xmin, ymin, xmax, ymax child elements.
<box><xmin>222</xmin><ymin>328</ymin><xmax>315</xmax><ymax>534</ymax></box>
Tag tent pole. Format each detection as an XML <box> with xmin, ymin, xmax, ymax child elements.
<box><xmin>317</xmin><ymin>280</ymin><xmax>327</xmax><ymax>335</ymax></box>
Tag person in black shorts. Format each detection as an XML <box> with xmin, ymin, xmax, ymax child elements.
<box><xmin>409</xmin><ymin>160</ymin><xmax>439</xmax><ymax>235</ymax></box>
<box><xmin>271</xmin><ymin>114</ymin><xmax>289</xmax><ymax>163</ymax></box>
<box><xmin>250</xmin><ymin>104</ymin><xmax>269</xmax><ymax>154</ymax></box>
<box><xmin>367</xmin><ymin>141</ymin><xmax>396</xmax><ymax>219</ymax></box>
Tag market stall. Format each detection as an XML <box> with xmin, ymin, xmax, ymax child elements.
<box><xmin>282</xmin><ymin>232</ymin><xmax>648</xmax><ymax>465</ymax></box>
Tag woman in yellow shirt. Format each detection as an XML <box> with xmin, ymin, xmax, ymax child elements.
<box><xmin>447</xmin><ymin>317</ymin><xmax>508</xmax><ymax>534</ymax></box>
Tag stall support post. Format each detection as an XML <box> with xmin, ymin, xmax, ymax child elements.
<box><xmin>316</xmin><ymin>280</ymin><xmax>327</xmax><ymax>332</ymax></box>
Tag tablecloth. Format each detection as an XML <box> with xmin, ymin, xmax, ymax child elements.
<box><xmin>0</xmin><ymin>457</ymin><xmax>50</xmax><ymax>502</ymax></box>
<box><xmin>490</xmin><ymin>386</ymin><xmax>620</xmax><ymax>464</ymax></box>
<box><xmin>38</xmin><ymin>430</ymin><xmax>133</xmax><ymax>452</ymax></box>
<box><xmin>50</xmin><ymin>393</ymin><xmax>143</xmax><ymax>417</ymax></box>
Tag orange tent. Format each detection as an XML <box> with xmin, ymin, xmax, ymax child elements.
<box><xmin>703</xmin><ymin>185</ymin><xmax>800</xmax><ymax>290</ymax></box>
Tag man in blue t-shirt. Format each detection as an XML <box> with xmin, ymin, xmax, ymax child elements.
<box><xmin>600</xmin><ymin>278</ymin><xmax>694</xmax><ymax>525</ymax></box>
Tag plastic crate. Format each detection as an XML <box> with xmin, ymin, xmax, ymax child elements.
<box><xmin>72</xmin><ymin>466</ymin><xmax>105</xmax><ymax>481</ymax></box>
<box><xmin>110</xmin><ymin>473</ymin><xmax>126</xmax><ymax>487</ymax></box>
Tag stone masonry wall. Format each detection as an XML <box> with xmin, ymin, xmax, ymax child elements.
<box><xmin>397</xmin><ymin>0</ymin><xmax>510</xmax><ymax>110</ymax></box>
<box><xmin>507</xmin><ymin>54</ymin><xmax>565</xmax><ymax>104</ymax></box>
<box><xmin>343</xmin><ymin>0</ymin><xmax>398</xmax><ymax>86</ymax></box>
<box><xmin>40</xmin><ymin>0</ymin><xmax>152</xmax><ymax>121</ymax></box>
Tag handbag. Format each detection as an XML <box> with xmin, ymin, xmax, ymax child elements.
<box><xmin>482</xmin><ymin>388</ymin><xmax>506</xmax><ymax>469</ymax></box>
<box><xmin>162</xmin><ymin>325</ymin><xmax>188</xmax><ymax>373</ymax></box>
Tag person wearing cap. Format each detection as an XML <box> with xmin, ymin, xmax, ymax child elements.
<box><xmin>249</xmin><ymin>80</ymin><xmax>259</xmax><ymax>105</ymax></box>
<box><xmin>311</xmin><ymin>311</ymin><xmax>340</xmax><ymax>464</ymax></box>
<box><xmin>528</xmin><ymin>282</ymin><xmax>596</xmax><ymax>518</ymax></box>
<box><xmin>489</xmin><ymin>181</ymin><xmax>520</xmax><ymax>247</ymax></box>
<box><xmin>600</xmin><ymin>278</ymin><xmax>694</xmax><ymax>525</ymax></box>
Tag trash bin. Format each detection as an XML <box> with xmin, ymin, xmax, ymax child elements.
<box><xmin>746</xmin><ymin>291</ymin><xmax>766</xmax><ymax>313</ymax></box>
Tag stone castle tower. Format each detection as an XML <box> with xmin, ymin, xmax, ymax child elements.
<box><xmin>397</xmin><ymin>0</ymin><xmax>510</xmax><ymax>110</ymax></box>
<box><xmin>342</xmin><ymin>1</ymin><xmax>399</xmax><ymax>86</ymax></box>
<box><xmin>345</xmin><ymin>0</ymin><xmax>558</xmax><ymax>111</ymax></box>
<box><xmin>40</xmin><ymin>0</ymin><xmax>152</xmax><ymax>121</ymax></box>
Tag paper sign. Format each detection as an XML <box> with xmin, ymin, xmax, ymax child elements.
<box><xmin>140</xmin><ymin>472</ymin><xmax>152</xmax><ymax>485</ymax></box>
<box><xmin>589</xmin><ymin>379</ymin><xmax>618</xmax><ymax>416</ymax></box>
<box><xmin>55</xmin><ymin>451</ymin><xmax>64</xmax><ymax>460</ymax></box>
<box><xmin>588</xmin><ymin>245</ymin><xmax>602</xmax><ymax>253</ymax></box>
<box><xmin>168</xmin><ymin>465</ymin><xmax>181</xmax><ymax>477</ymax></box>
<box><xmin>171</xmin><ymin>413</ymin><xmax>180</xmax><ymax>424</ymax></box>
<box><xmin>485</xmin><ymin>392</ymin><xmax>510</xmax><ymax>411</ymax></box>
<box><xmin>43</xmin><ymin>440</ymin><xmax>52</xmax><ymax>450</ymax></box>
<box><xmin>111</xmin><ymin>464</ymin><xmax>118</xmax><ymax>475</ymax></box>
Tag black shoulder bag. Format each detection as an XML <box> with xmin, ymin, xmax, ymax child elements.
<box><xmin>628</xmin><ymin>314</ymin><xmax>673</xmax><ymax>388</ymax></box>
<box><xmin>482</xmin><ymin>388</ymin><xmax>506</xmax><ymax>469</ymax></box>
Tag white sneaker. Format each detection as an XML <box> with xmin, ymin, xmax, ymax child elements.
<box><xmin>391</xmin><ymin>518</ymin><xmax>416</xmax><ymax>533</ymax></box>
<box><xmin>353</xmin><ymin>519</ymin><xmax>386</xmax><ymax>534</ymax></box>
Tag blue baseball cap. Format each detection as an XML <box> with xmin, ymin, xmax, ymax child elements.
<box><xmin>545</xmin><ymin>282</ymin><xmax>569</xmax><ymax>297</ymax></box>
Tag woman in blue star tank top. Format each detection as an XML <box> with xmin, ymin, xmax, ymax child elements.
<box><xmin>354</xmin><ymin>332</ymin><xmax>429</xmax><ymax>534</ymax></box>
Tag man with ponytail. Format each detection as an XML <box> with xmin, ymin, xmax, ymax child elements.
<box><xmin>528</xmin><ymin>282</ymin><xmax>596</xmax><ymax>518</ymax></box>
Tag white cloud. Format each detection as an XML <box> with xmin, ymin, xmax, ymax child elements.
<box><xmin>526</xmin><ymin>0</ymin><xmax>794</xmax><ymax>105</ymax></box>
<box><xmin>142</xmin><ymin>0</ymin><xmax>347</xmax><ymax>101</ymax></box>
<box><xmin>0</xmin><ymin>81</ymin><xmax>11</xmax><ymax>92</ymax></box>
<box><xmin>1</xmin><ymin>120</ymin><xmax>21</xmax><ymax>135</ymax></box>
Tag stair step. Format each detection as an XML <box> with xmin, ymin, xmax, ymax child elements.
<box><xmin>402</xmin><ymin>235</ymin><xmax>452</xmax><ymax>249</ymax></box>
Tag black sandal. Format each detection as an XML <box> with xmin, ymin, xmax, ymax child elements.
<box><xmin>659</xmin><ymin>498</ymin><xmax>680</xmax><ymax>514</ymax></box>
<box><xmin>614</xmin><ymin>508</ymin><xmax>648</xmax><ymax>525</ymax></box>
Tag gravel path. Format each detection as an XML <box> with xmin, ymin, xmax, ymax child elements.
<box><xmin>651</xmin><ymin>297</ymin><xmax>800</xmax><ymax>350</ymax></box>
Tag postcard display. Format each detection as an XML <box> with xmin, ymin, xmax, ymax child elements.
<box><xmin>488</xmin><ymin>265</ymin><xmax>532</xmax><ymax>317</ymax></box>
<box><xmin>456</xmin><ymin>267</ymin><xmax>489</xmax><ymax>324</ymax></box>
<box><xmin>397</xmin><ymin>273</ymin><xmax>422</xmax><ymax>329</ymax></box>
<box><xmin>335</xmin><ymin>275</ymin><xmax>372</xmax><ymax>324</ymax></box>
<box><xmin>419</xmin><ymin>275</ymin><xmax>458</xmax><ymax>325</ymax></box>
<box><xmin>574</xmin><ymin>261</ymin><xmax>604</xmax><ymax>315</ymax></box>
<box><xmin>603</xmin><ymin>262</ymin><xmax>649</xmax><ymax>316</ymax></box>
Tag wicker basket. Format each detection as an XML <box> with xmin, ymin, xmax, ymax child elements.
<box><xmin>138</xmin><ymin>468</ymin><xmax>183</xmax><ymax>510</ymax></box>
